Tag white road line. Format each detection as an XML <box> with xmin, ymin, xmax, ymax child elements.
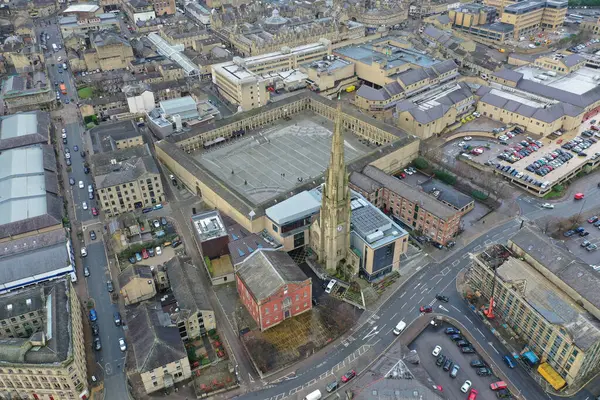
<box><xmin>391</xmin><ymin>312</ymin><xmax>398</xmax><ymax>320</ymax></box>
<box><xmin>386</xmin><ymin>328</ymin><xmax>394</xmax><ymax>335</ymax></box>
<box><xmin>488</xmin><ymin>343</ymin><xmax>500</xmax><ymax>354</ymax></box>
<box><xmin>400</xmin><ymin>292</ymin><xmax>406</xmax><ymax>298</ymax></box>
<box><xmin>451</xmin><ymin>305</ymin><xmax>462</xmax><ymax>312</ymax></box>
<box><xmin>418</xmin><ymin>296</ymin><xmax>424</xmax><ymax>303</ymax></box>
<box><xmin>421</xmin><ymin>287</ymin><xmax>428</xmax><ymax>294</ymax></box>
<box><xmin>401</xmin><ymin>303</ymin><xmax>407</xmax><ymax>309</ymax></box>
<box><xmin>435</xmin><ymin>277</ymin><xmax>443</xmax><ymax>286</ymax></box>
<box><xmin>476</xmin><ymin>328</ymin><xmax>485</xmax><ymax>337</ymax></box>
<box><xmin>409</xmin><ymin>306</ymin><xmax>415</xmax><ymax>313</ymax></box>
<box><xmin>410</xmin><ymin>293</ymin><xmax>416</xmax><ymax>300</ymax></box>
<box><xmin>465</xmin><ymin>316</ymin><xmax>473</xmax><ymax>324</ymax></box>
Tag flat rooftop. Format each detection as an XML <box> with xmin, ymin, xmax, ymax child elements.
<box><xmin>334</xmin><ymin>43</ymin><xmax>437</xmax><ymax>70</ymax></box>
<box><xmin>191</xmin><ymin>210</ymin><xmax>228</xmax><ymax>242</ymax></box>
<box><xmin>194</xmin><ymin>112</ymin><xmax>371</xmax><ymax>204</ymax></box>
<box><xmin>515</xmin><ymin>65</ymin><xmax>599</xmax><ymax>95</ymax></box>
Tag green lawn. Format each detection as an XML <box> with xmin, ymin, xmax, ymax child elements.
<box><xmin>77</xmin><ymin>87</ymin><xmax>94</xmax><ymax>99</ymax></box>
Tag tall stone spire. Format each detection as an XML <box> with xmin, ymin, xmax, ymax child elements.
<box><xmin>317</xmin><ymin>102</ymin><xmax>351</xmax><ymax>274</ymax></box>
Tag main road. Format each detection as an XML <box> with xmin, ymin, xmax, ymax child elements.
<box><xmin>238</xmin><ymin>184</ymin><xmax>600</xmax><ymax>400</ymax></box>
<box><xmin>41</xmin><ymin>17</ymin><xmax>131</xmax><ymax>400</ymax></box>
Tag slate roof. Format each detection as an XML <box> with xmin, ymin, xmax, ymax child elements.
<box><xmin>397</xmin><ymin>68</ymin><xmax>430</xmax><ymax>87</ymax></box>
<box><xmin>362</xmin><ymin>165</ymin><xmax>457</xmax><ymax>219</ymax></box>
<box><xmin>356</xmin><ymin>85</ymin><xmax>389</xmax><ymax>101</ymax></box>
<box><xmin>118</xmin><ymin>265</ymin><xmax>153</xmax><ymax>288</ymax></box>
<box><xmin>236</xmin><ymin>249</ymin><xmax>309</xmax><ymax>302</ymax></box>
<box><xmin>349</xmin><ymin>171</ymin><xmax>382</xmax><ymax>193</ymax></box>
<box><xmin>127</xmin><ymin>302</ymin><xmax>187</xmax><ymax>374</ymax></box>
<box><xmin>420</xmin><ymin>179</ymin><xmax>473</xmax><ymax>209</ymax></box>
<box><xmin>562</xmin><ymin>53</ymin><xmax>584</xmax><ymax>67</ymax></box>
<box><xmin>479</xmin><ymin>92</ymin><xmax>583</xmax><ymax>122</ymax></box>
<box><xmin>92</xmin><ymin>145</ymin><xmax>159</xmax><ymax>189</ymax></box>
<box><xmin>432</xmin><ymin>59</ymin><xmax>458</xmax><ymax>75</ymax></box>
<box><xmin>492</xmin><ymin>68</ymin><xmax>524</xmax><ymax>83</ymax></box>
<box><xmin>164</xmin><ymin>256</ymin><xmax>213</xmax><ymax>311</ymax></box>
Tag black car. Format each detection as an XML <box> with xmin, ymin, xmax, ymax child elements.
<box><xmin>63</xmin><ymin>137</ymin><xmax>68</xmax><ymax>144</ymax></box>
<box><xmin>91</xmin><ymin>324</ymin><xmax>99</xmax><ymax>336</ymax></box>
<box><xmin>326</xmin><ymin>381</ymin><xmax>338</xmax><ymax>393</ymax></box>
<box><xmin>470</xmin><ymin>360</ymin><xmax>485</xmax><ymax>368</ymax></box>
<box><xmin>436</xmin><ymin>355</ymin><xmax>446</xmax><ymax>367</ymax></box>
<box><xmin>106</xmin><ymin>280</ymin><xmax>114</xmax><ymax>292</ymax></box>
<box><xmin>457</xmin><ymin>340</ymin><xmax>471</xmax><ymax>347</ymax></box>
<box><xmin>443</xmin><ymin>359</ymin><xmax>453</xmax><ymax>371</ymax></box>
<box><xmin>81</xmin><ymin>151</ymin><xmax>86</xmax><ymax>157</ymax></box>
<box><xmin>431</xmin><ymin>242</ymin><xmax>444</xmax><ymax>249</ymax></box>
<box><xmin>66</xmin><ymin>158</ymin><xmax>72</xmax><ymax>166</ymax></box>
<box><xmin>83</xmin><ymin>166</ymin><xmax>90</xmax><ymax>174</ymax></box>
<box><xmin>477</xmin><ymin>367</ymin><xmax>492</xmax><ymax>376</ymax></box>
<box><xmin>172</xmin><ymin>240</ymin><xmax>182</xmax><ymax>248</ymax></box>
<box><xmin>461</xmin><ymin>346</ymin><xmax>475</xmax><ymax>354</ymax></box>
<box><xmin>450</xmin><ymin>334</ymin><xmax>463</xmax><ymax>341</ymax></box>
<box><xmin>436</xmin><ymin>294</ymin><xmax>449</xmax><ymax>302</ymax></box>
<box><xmin>89</xmin><ymin>230</ymin><xmax>96</xmax><ymax>240</ymax></box>
<box><xmin>580</xmin><ymin>231</ymin><xmax>590</xmax><ymax>237</ymax></box>
<box><xmin>93</xmin><ymin>337</ymin><xmax>102</xmax><ymax>351</ymax></box>
<box><xmin>88</xmin><ymin>191</ymin><xmax>94</xmax><ymax>200</ymax></box>
<box><xmin>497</xmin><ymin>389</ymin><xmax>512</xmax><ymax>398</ymax></box>
<box><xmin>445</xmin><ymin>327</ymin><xmax>460</xmax><ymax>335</ymax></box>
<box><xmin>148</xmin><ymin>247</ymin><xmax>155</xmax><ymax>257</ymax></box>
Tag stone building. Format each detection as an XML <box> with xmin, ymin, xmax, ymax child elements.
<box><xmin>84</xmin><ymin>32</ymin><xmax>134</xmax><ymax>71</ymax></box>
<box><xmin>1</xmin><ymin>72</ymin><xmax>54</xmax><ymax>112</ymax></box>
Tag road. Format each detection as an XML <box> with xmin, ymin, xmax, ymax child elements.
<box><xmin>236</xmin><ymin>184</ymin><xmax>600</xmax><ymax>400</ymax></box>
<box><xmin>41</xmin><ymin>17</ymin><xmax>130</xmax><ymax>400</ymax></box>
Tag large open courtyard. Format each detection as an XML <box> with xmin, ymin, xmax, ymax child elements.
<box><xmin>194</xmin><ymin>112</ymin><xmax>371</xmax><ymax>204</ymax></box>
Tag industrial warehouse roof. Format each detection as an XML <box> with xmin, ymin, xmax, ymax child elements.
<box><xmin>0</xmin><ymin>144</ymin><xmax>62</xmax><ymax>239</ymax></box>
<box><xmin>159</xmin><ymin>96</ymin><xmax>198</xmax><ymax>116</ymax></box>
<box><xmin>0</xmin><ymin>229</ymin><xmax>72</xmax><ymax>293</ymax></box>
<box><xmin>265</xmin><ymin>190</ymin><xmax>321</xmax><ymax>225</ymax></box>
<box><xmin>63</xmin><ymin>3</ymin><xmax>99</xmax><ymax>13</ymax></box>
<box><xmin>237</xmin><ymin>249</ymin><xmax>309</xmax><ymax>302</ymax></box>
<box><xmin>0</xmin><ymin>111</ymin><xmax>50</xmax><ymax>151</ymax></box>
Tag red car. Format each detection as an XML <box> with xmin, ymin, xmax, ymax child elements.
<box><xmin>399</xmin><ymin>172</ymin><xmax>406</xmax><ymax>179</ymax></box>
<box><xmin>575</xmin><ymin>193</ymin><xmax>585</xmax><ymax>200</ymax></box>
<box><xmin>341</xmin><ymin>370</ymin><xmax>356</xmax><ymax>383</ymax></box>
<box><xmin>468</xmin><ymin>389</ymin><xmax>478</xmax><ymax>400</ymax></box>
<box><xmin>91</xmin><ymin>207</ymin><xmax>99</xmax><ymax>216</ymax></box>
<box><xmin>142</xmin><ymin>248</ymin><xmax>149</xmax><ymax>259</ymax></box>
<box><xmin>420</xmin><ymin>306</ymin><xmax>433</xmax><ymax>313</ymax></box>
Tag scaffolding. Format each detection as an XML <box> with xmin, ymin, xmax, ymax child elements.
<box><xmin>147</xmin><ymin>32</ymin><xmax>200</xmax><ymax>77</ymax></box>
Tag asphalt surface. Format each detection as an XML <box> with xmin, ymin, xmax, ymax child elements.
<box><xmin>410</xmin><ymin>325</ymin><xmax>499</xmax><ymax>400</ymax></box>
<box><xmin>238</xmin><ymin>184</ymin><xmax>600</xmax><ymax>400</ymax></box>
<box><xmin>41</xmin><ymin>17</ymin><xmax>130</xmax><ymax>400</ymax></box>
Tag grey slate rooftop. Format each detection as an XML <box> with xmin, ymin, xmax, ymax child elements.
<box><xmin>90</xmin><ymin>119</ymin><xmax>143</xmax><ymax>154</ymax></box>
<box><xmin>163</xmin><ymin>256</ymin><xmax>213</xmax><ymax>312</ymax></box>
<box><xmin>0</xmin><ymin>279</ymin><xmax>71</xmax><ymax>365</ymax></box>
<box><xmin>91</xmin><ymin>145</ymin><xmax>160</xmax><ymax>189</ymax></box>
<box><xmin>0</xmin><ymin>111</ymin><xmax>50</xmax><ymax>151</ymax></box>
<box><xmin>237</xmin><ymin>249</ymin><xmax>309</xmax><ymax>301</ymax></box>
<box><xmin>361</xmin><ymin>166</ymin><xmax>457</xmax><ymax>219</ymax></box>
<box><xmin>127</xmin><ymin>301</ymin><xmax>187</xmax><ymax>374</ymax></box>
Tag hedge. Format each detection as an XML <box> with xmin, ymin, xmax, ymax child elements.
<box><xmin>413</xmin><ymin>157</ymin><xmax>429</xmax><ymax>170</ymax></box>
<box><xmin>433</xmin><ymin>169</ymin><xmax>457</xmax><ymax>185</ymax></box>
<box><xmin>471</xmin><ymin>190</ymin><xmax>488</xmax><ymax>201</ymax></box>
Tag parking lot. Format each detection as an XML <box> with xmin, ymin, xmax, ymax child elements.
<box><xmin>562</xmin><ymin>210</ymin><xmax>600</xmax><ymax>265</ymax></box>
<box><xmin>409</xmin><ymin>323</ymin><xmax>505</xmax><ymax>400</ymax></box>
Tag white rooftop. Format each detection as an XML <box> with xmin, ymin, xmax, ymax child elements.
<box><xmin>0</xmin><ymin>113</ymin><xmax>38</xmax><ymax>140</ymax></box>
<box><xmin>63</xmin><ymin>3</ymin><xmax>99</xmax><ymax>13</ymax></box>
<box><xmin>266</xmin><ymin>190</ymin><xmax>321</xmax><ymax>225</ymax></box>
<box><xmin>0</xmin><ymin>146</ymin><xmax>47</xmax><ymax>224</ymax></box>
<box><xmin>489</xmin><ymin>88</ymin><xmax>545</xmax><ymax>108</ymax></box>
<box><xmin>516</xmin><ymin>65</ymin><xmax>599</xmax><ymax>95</ymax></box>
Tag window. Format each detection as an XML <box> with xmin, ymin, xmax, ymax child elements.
<box><xmin>265</xmin><ymin>307</ymin><xmax>269</xmax><ymax>314</ymax></box>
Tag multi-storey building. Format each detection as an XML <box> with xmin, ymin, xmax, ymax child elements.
<box><xmin>162</xmin><ymin>257</ymin><xmax>216</xmax><ymax>339</ymax></box>
<box><xmin>127</xmin><ymin>301</ymin><xmax>192</xmax><ymax>394</ymax></box>
<box><xmin>92</xmin><ymin>145</ymin><xmax>164</xmax><ymax>217</ymax></box>
<box><xmin>350</xmin><ymin>166</ymin><xmax>461</xmax><ymax>245</ymax></box>
<box><xmin>448</xmin><ymin>4</ymin><xmax>515</xmax><ymax>42</ymax></box>
<box><xmin>498</xmin><ymin>0</ymin><xmax>567</xmax><ymax>38</ymax></box>
<box><xmin>0</xmin><ymin>279</ymin><xmax>89</xmax><ymax>400</ymax></box>
<box><xmin>83</xmin><ymin>32</ymin><xmax>134</xmax><ymax>72</ymax></box>
<box><xmin>1</xmin><ymin>73</ymin><xmax>55</xmax><ymax>112</ymax></box>
<box><xmin>211</xmin><ymin>40</ymin><xmax>331</xmax><ymax>110</ymax></box>
<box><xmin>236</xmin><ymin>249</ymin><xmax>312</xmax><ymax>331</ymax></box>
<box><xmin>469</xmin><ymin>227</ymin><xmax>600</xmax><ymax>391</ymax></box>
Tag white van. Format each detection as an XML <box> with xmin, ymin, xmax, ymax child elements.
<box><xmin>325</xmin><ymin>279</ymin><xmax>336</xmax><ymax>294</ymax></box>
<box><xmin>393</xmin><ymin>320</ymin><xmax>406</xmax><ymax>335</ymax></box>
<box><xmin>303</xmin><ymin>389</ymin><xmax>322</xmax><ymax>400</ymax></box>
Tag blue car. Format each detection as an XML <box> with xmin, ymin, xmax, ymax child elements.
<box><xmin>445</xmin><ymin>327</ymin><xmax>460</xmax><ymax>335</ymax></box>
<box><xmin>135</xmin><ymin>252</ymin><xmax>142</xmax><ymax>262</ymax></box>
<box><xmin>564</xmin><ymin>230</ymin><xmax>576</xmax><ymax>237</ymax></box>
<box><xmin>89</xmin><ymin>309</ymin><xmax>97</xmax><ymax>322</ymax></box>
<box><xmin>503</xmin><ymin>355</ymin><xmax>516</xmax><ymax>369</ymax></box>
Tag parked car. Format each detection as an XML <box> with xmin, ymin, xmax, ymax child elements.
<box><xmin>445</xmin><ymin>327</ymin><xmax>460</xmax><ymax>335</ymax></box>
<box><xmin>156</xmin><ymin>246</ymin><xmax>162</xmax><ymax>256</ymax></box>
<box><xmin>450</xmin><ymin>364</ymin><xmax>460</xmax><ymax>378</ymax></box>
<box><xmin>461</xmin><ymin>346</ymin><xmax>475</xmax><ymax>353</ymax></box>
<box><xmin>443</xmin><ymin>359</ymin><xmax>453</xmax><ymax>371</ymax></box>
<box><xmin>341</xmin><ymin>370</ymin><xmax>356</xmax><ymax>383</ymax></box>
<box><xmin>91</xmin><ymin>324</ymin><xmax>99</xmax><ymax>336</ymax></box>
<box><xmin>142</xmin><ymin>248</ymin><xmax>149</xmax><ymax>259</ymax></box>
<box><xmin>114</xmin><ymin>311</ymin><xmax>122</xmax><ymax>326</ymax></box>
<box><xmin>153</xmin><ymin>219</ymin><xmax>160</xmax><ymax>228</ymax></box>
<box><xmin>436</xmin><ymin>294</ymin><xmax>449</xmax><ymax>302</ymax></box>
<box><xmin>93</xmin><ymin>337</ymin><xmax>102</xmax><ymax>351</ymax></box>
<box><xmin>432</xmin><ymin>346</ymin><xmax>442</xmax><ymax>356</ymax></box>
<box><xmin>89</xmin><ymin>309</ymin><xmax>97</xmax><ymax>322</ymax></box>
<box><xmin>326</xmin><ymin>381</ymin><xmax>338</xmax><ymax>393</ymax></box>
<box><xmin>106</xmin><ymin>280</ymin><xmax>114</xmax><ymax>292</ymax></box>
<box><xmin>84</xmin><ymin>267</ymin><xmax>90</xmax><ymax>277</ymax></box>
<box><xmin>470</xmin><ymin>360</ymin><xmax>486</xmax><ymax>368</ymax></box>
<box><xmin>477</xmin><ymin>367</ymin><xmax>492</xmax><ymax>376</ymax></box>
<box><xmin>436</xmin><ymin>355</ymin><xmax>446</xmax><ymax>366</ymax></box>
<box><xmin>119</xmin><ymin>338</ymin><xmax>127</xmax><ymax>352</ymax></box>
<box><xmin>461</xmin><ymin>380</ymin><xmax>472</xmax><ymax>393</ymax></box>
<box><xmin>89</xmin><ymin>230</ymin><xmax>96</xmax><ymax>240</ymax></box>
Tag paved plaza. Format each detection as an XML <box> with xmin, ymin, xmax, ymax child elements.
<box><xmin>194</xmin><ymin>113</ymin><xmax>370</xmax><ymax>204</ymax></box>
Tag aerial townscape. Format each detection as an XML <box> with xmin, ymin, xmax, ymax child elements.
<box><xmin>4</xmin><ymin>0</ymin><xmax>600</xmax><ymax>398</ymax></box>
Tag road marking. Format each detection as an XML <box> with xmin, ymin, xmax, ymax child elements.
<box><xmin>418</xmin><ymin>296</ymin><xmax>424</xmax><ymax>303</ymax></box>
<box><xmin>476</xmin><ymin>328</ymin><xmax>485</xmax><ymax>337</ymax></box>
<box><xmin>488</xmin><ymin>342</ymin><xmax>500</xmax><ymax>354</ymax></box>
<box><xmin>409</xmin><ymin>306</ymin><xmax>415</xmax><ymax>313</ymax></box>
<box><xmin>441</xmin><ymin>266</ymin><xmax>451</xmax><ymax>276</ymax></box>
<box><xmin>438</xmin><ymin>305</ymin><xmax>449</xmax><ymax>312</ymax></box>
<box><xmin>391</xmin><ymin>312</ymin><xmax>398</xmax><ymax>320</ymax></box>
<box><xmin>319</xmin><ymin>371</ymin><xmax>330</xmax><ymax>380</ymax></box>
<box><xmin>400</xmin><ymin>292</ymin><xmax>406</xmax><ymax>298</ymax></box>
<box><xmin>474</xmin><ymin>245</ymin><xmax>482</xmax><ymax>251</ymax></box>
<box><xmin>465</xmin><ymin>316</ymin><xmax>473</xmax><ymax>323</ymax></box>
<box><xmin>435</xmin><ymin>278</ymin><xmax>443</xmax><ymax>285</ymax></box>
<box><xmin>452</xmin><ymin>260</ymin><xmax>459</xmax><ymax>267</ymax></box>
<box><xmin>421</xmin><ymin>287</ymin><xmax>428</xmax><ymax>294</ymax></box>
<box><xmin>401</xmin><ymin>303</ymin><xmax>406</xmax><ymax>309</ymax></box>
<box><xmin>462</xmin><ymin>253</ymin><xmax>470</xmax><ymax>259</ymax></box>
<box><xmin>484</xmin><ymin>240</ymin><xmax>492</xmax><ymax>246</ymax></box>
<box><xmin>451</xmin><ymin>305</ymin><xmax>462</xmax><ymax>312</ymax></box>
<box><xmin>409</xmin><ymin>293</ymin><xmax>416</xmax><ymax>300</ymax></box>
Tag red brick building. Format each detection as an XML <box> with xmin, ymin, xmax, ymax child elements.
<box><xmin>236</xmin><ymin>249</ymin><xmax>312</xmax><ymax>331</ymax></box>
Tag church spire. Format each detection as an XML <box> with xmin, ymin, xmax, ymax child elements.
<box><xmin>324</xmin><ymin>102</ymin><xmax>348</xmax><ymax>202</ymax></box>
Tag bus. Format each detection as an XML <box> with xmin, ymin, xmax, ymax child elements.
<box><xmin>59</xmin><ymin>83</ymin><xmax>67</xmax><ymax>95</ymax></box>
<box><xmin>52</xmin><ymin>43</ymin><xmax>58</xmax><ymax>52</ymax></box>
